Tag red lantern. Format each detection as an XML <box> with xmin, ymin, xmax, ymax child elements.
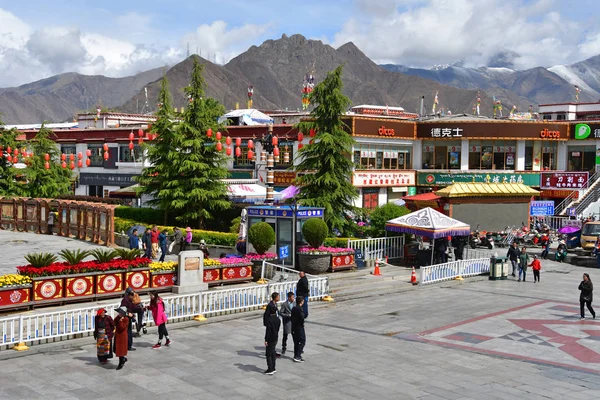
<box><xmin>309</xmin><ymin>128</ymin><xmax>315</xmax><ymax>137</ymax></box>
<box><xmin>310</xmin><ymin>139</ymin><xmax>314</xmax><ymax>145</ymax></box>
<box><xmin>272</xmin><ymin>136</ymin><xmax>278</xmax><ymax>146</ymax></box>
<box><xmin>216</xmin><ymin>131</ymin><xmax>222</xmax><ymax>141</ymax></box>
<box><xmin>216</xmin><ymin>142</ymin><xmax>223</xmax><ymax>152</ymax></box>
<box><xmin>129</xmin><ymin>142</ymin><xmax>134</xmax><ymax>150</ymax></box>
<box><xmin>236</xmin><ymin>137</ymin><xmax>242</xmax><ymax>147</ymax></box>
<box><xmin>138</xmin><ymin>129</ymin><xmax>144</xmax><ymax>138</ymax></box>
<box><xmin>70</xmin><ymin>161</ymin><xmax>75</xmax><ymax>170</ymax></box>
<box><xmin>248</xmin><ymin>139</ymin><xmax>254</xmax><ymax>149</ymax></box>
<box><xmin>226</xmin><ymin>136</ymin><xmax>232</xmax><ymax>146</ymax></box>
<box><xmin>44</xmin><ymin>153</ymin><xmax>50</xmax><ymax>161</ymax></box>
<box><xmin>85</xmin><ymin>158</ymin><xmax>91</xmax><ymax>167</ymax></box>
<box><xmin>103</xmin><ymin>152</ymin><xmax>109</xmax><ymax>161</ymax></box>
<box><xmin>77</xmin><ymin>160</ymin><xmax>83</xmax><ymax>168</ymax></box>
<box><xmin>225</xmin><ymin>146</ymin><xmax>232</xmax><ymax>156</ymax></box>
<box><xmin>103</xmin><ymin>144</ymin><xmax>109</xmax><ymax>152</ymax></box>
<box><xmin>61</xmin><ymin>153</ymin><xmax>67</xmax><ymax>161</ymax></box>
<box><xmin>6</xmin><ymin>155</ymin><xmax>12</xmax><ymax>163</ymax></box>
<box><xmin>6</xmin><ymin>146</ymin><xmax>11</xmax><ymax>154</ymax></box>
<box><xmin>247</xmin><ymin>149</ymin><xmax>254</xmax><ymax>160</ymax></box>
<box><xmin>69</xmin><ymin>154</ymin><xmax>74</xmax><ymax>162</ymax></box>
<box><xmin>235</xmin><ymin>147</ymin><xmax>241</xmax><ymax>157</ymax></box>
<box><xmin>298</xmin><ymin>132</ymin><xmax>304</xmax><ymax>142</ymax></box>
<box><xmin>273</xmin><ymin>147</ymin><xmax>280</xmax><ymax>157</ymax></box>
<box><xmin>0</xmin><ymin>146</ymin><xmax>3</xmax><ymax>152</ymax></box>
<box><xmin>44</xmin><ymin>161</ymin><xmax>50</xmax><ymax>170</ymax></box>
<box><xmin>61</xmin><ymin>161</ymin><xmax>66</xmax><ymax>168</ymax></box>
<box><xmin>129</xmin><ymin>132</ymin><xmax>134</xmax><ymax>141</ymax></box>
<box><xmin>86</xmin><ymin>149</ymin><xmax>91</xmax><ymax>157</ymax></box>
<box><xmin>298</xmin><ymin>143</ymin><xmax>304</xmax><ymax>150</ymax></box>
<box><xmin>13</xmin><ymin>148</ymin><xmax>18</xmax><ymax>156</ymax></box>
<box><xmin>207</xmin><ymin>128</ymin><xmax>213</xmax><ymax>138</ymax></box>
<box><xmin>77</xmin><ymin>152</ymin><xmax>83</xmax><ymax>160</ymax></box>
<box><xmin>138</xmin><ymin>138</ymin><xmax>143</xmax><ymax>145</ymax></box>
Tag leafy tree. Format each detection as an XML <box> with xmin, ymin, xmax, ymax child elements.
<box><xmin>24</xmin><ymin>124</ymin><xmax>72</xmax><ymax>198</ymax></box>
<box><xmin>138</xmin><ymin>59</ymin><xmax>230</xmax><ymax>228</ymax></box>
<box><xmin>294</xmin><ymin>65</ymin><xmax>357</xmax><ymax>234</ymax></box>
<box><xmin>0</xmin><ymin>118</ymin><xmax>25</xmax><ymax>196</ymax></box>
<box><xmin>369</xmin><ymin>203</ymin><xmax>410</xmax><ymax>237</ymax></box>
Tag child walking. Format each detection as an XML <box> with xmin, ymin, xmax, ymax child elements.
<box><xmin>529</xmin><ymin>254</ymin><xmax>542</xmax><ymax>283</ymax></box>
<box><xmin>149</xmin><ymin>291</ymin><xmax>171</xmax><ymax>349</ymax></box>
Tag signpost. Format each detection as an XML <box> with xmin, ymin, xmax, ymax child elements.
<box><xmin>530</xmin><ymin>200</ymin><xmax>555</xmax><ymax>216</ymax></box>
<box><xmin>279</xmin><ymin>245</ymin><xmax>289</xmax><ymax>268</ymax></box>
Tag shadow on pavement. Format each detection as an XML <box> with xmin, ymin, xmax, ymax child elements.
<box><xmin>237</xmin><ymin>349</ymin><xmax>262</xmax><ymax>358</ymax></box>
<box><xmin>233</xmin><ymin>363</ymin><xmax>264</xmax><ymax>373</ymax></box>
<box><xmin>73</xmin><ymin>356</ymin><xmax>115</xmax><ymax>369</ymax></box>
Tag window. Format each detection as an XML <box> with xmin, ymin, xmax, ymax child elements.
<box><xmin>233</xmin><ymin>143</ymin><xmax>256</xmax><ymax>169</ymax></box>
<box><xmin>543</xmin><ymin>114</ymin><xmax>552</xmax><ymax>120</ymax></box>
<box><xmin>354</xmin><ymin>146</ymin><xmax>412</xmax><ymax>170</ymax></box>
<box><xmin>61</xmin><ymin>145</ymin><xmax>76</xmax><ymax>155</ymax></box>
<box><xmin>87</xmin><ymin>144</ymin><xmax>104</xmax><ymax>167</ymax></box>
<box><xmin>541</xmin><ymin>142</ymin><xmax>557</xmax><ymax>170</ymax></box>
<box><xmin>568</xmin><ymin>145</ymin><xmax>596</xmax><ymax>172</ymax></box>
<box><xmin>556</xmin><ymin>114</ymin><xmax>566</xmax><ymax>121</ymax></box>
<box><xmin>468</xmin><ymin>140</ymin><xmax>516</xmax><ymax>170</ymax></box>
<box><xmin>362</xmin><ymin>188</ymin><xmax>379</xmax><ymax>210</ymax></box>
<box><xmin>119</xmin><ymin>144</ymin><xmax>143</xmax><ymax>163</ymax></box>
<box><xmin>422</xmin><ymin>140</ymin><xmax>461</xmax><ymax>170</ymax></box>
<box><xmin>274</xmin><ymin>141</ymin><xmax>294</xmax><ymax>170</ymax></box>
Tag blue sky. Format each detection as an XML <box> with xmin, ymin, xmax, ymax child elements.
<box><xmin>1</xmin><ymin>0</ymin><xmax>600</xmax><ymax>86</ymax></box>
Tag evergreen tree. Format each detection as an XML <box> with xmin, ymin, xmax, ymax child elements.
<box><xmin>24</xmin><ymin>124</ymin><xmax>73</xmax><ymax>198</ymax></box>
<box><xmin>0</xmin><ymin>119</ymin><xmax>25</xmax><ymax>196</ymax></box>
<box><xmin>295</xmin><ymin>65</ymin><xmax>357</xmax><ymax>234</ymax></box>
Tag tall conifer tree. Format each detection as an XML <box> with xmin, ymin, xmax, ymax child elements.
<box><xmin>0</xmin><ymin>119</ymin><xmax>24</xmax><ymax>196</ymax></box>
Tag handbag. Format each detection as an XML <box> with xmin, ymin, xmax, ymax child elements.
<box><xmin>168</xmin><ymin>241</ymin><xmax>175</xmax><ymax>253</ymax></box>
<box><xmin>133</xmin><ymin>293</ymin><xmax>141</xmax><ymax>305</ymax></box>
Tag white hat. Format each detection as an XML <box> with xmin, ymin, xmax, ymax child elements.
<box><xmin>116</xmin><ymin>306</ymin><xmax>127</xmax><ymax>315</ymax></box>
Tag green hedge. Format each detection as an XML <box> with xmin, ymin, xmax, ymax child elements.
<box><xmin>324</xmin><ymin>237</ymin><xmax>351</xmax><ymax>248</ymax></box>
<box><xmin>114</xmin><ymin>217</ymin><xmax>237</xmax><ymax>246</ymax></box>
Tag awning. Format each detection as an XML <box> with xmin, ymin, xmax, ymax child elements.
<box><xmin>402</xmin><ymin>192</ymin><xmax>441</xmax><ymax>201</ymax></box>
<box><xmin>436</xmin><ymin>182</ymin><xmax>540</xmax><ymax>198</ymax></box>
<box><xmin>218</xmin><ymin>109</ymin><xmax>274</xmax><ymax>126</ymax></box>
<box><xmin>385</xmin><ymin>207</ymin><xmax>470</xmax><ymax>238</ymax></box>
<box><xmin>109</xmin><ymin>184</ymin><xmax>140</xmax><ymax>198</ymax></box>
<box><xmin>227</xmin><ymin>183</ymin><xmax>267</xmax><ymax>201</ymax></box>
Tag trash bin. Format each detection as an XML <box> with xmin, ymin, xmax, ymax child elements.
<box><xmin>489</xmin><ymin>256</ymin><xmax>508</xmax><ymax>280</ymax></box>
<box><xmin>355</xmin><ymin>249</ymin><xmax>365</xmax><ymax>269</ymax></box>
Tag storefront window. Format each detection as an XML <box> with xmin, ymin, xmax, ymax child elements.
<box><xmin>87</xmin><ymin>144</ymin><xmax>104</xmax><ymax>167</ymax></box>
<box><xmin>233</xmin><ymin>143</ymin><xmax>256</xmax><ymax>169</ymax></box>
<box><xmin>468</xmin><ymin>140</ymin><xmax>516</xmax><ymax>170</ymax></box>
<box><xmin>422</xmin><ymin>141</ymin><xmax>460</xmax><ymax>169</ymax></box>
<box><xmin>61</xmin><ymin>145</ymin><xmax>76</xmax><ymax>155</ymax></box>
<box><xmin>541</xmin><ymin>142</ymin><xmax>557</xmax><ymax>170</ymax></box>
<box><xmin>118</xmin><ymin>144</ymin><xmax>143</xmax><ymax>163</ymax></box>
<box><xmin>354</xmin><ymin>146</ymin><xmax>412</xmax><ymax>170</ymax></box>
<box><xmin>568</xmin><ymin>145</ymin><xmax>596</xmax><ymax>172</ymax></box>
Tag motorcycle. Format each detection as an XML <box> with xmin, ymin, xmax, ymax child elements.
<box><xmin>469</xmin><ymin>226</ymin><xmax>494</xmax><ymax>249</ymax></box>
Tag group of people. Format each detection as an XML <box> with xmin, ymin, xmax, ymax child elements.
<box><xmin>128</xmin><ymin>226</ymin><xmax>195</xmax><ymax>260</ymax></box>
<box><xmin>506</xmin><ymin>242</ymin><xmax>542</xmax><ymax>282</ymax></box>
<box><xmin>94</xmin><ymin>289</ymin><xmax>171</xmax><ymax>370</ymax></box>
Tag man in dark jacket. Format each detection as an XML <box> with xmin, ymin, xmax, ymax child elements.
<box><xmin>296</xmin><ymin>272</ymin><xmax>309</xmax><ymax>318</ymax></box>
<box><xmin>142</xmin><ymin>229</ymin><xmax>152</xmax><ymax>259</ymax></box>
<box><xmin>291</xmin><ymin>296</ymin><xmax>306</xmax><ymax>363</ymax></box>
<box><xmin>507</xmin><ymin>242</ymin><xmax>519</xmax><ymax>277</ymax></box>
<box><xmin>279</xmin><ymin>292</ymin><xmax>295</xmax><ymax>355</ymax></box>
<box><xmin>173</xmin><ymin>227</ymin><xmax>183</xmax><ymax>254</ymax></box>
<box><xmin>264</xmin><ymin>305</ymin><xmax>281</xmax><ymax>375</ymax></box>
<box><xmin>120</xmin><ymin>287</ymin><xmax>144</xmax><ymax>350</ymax></box>
<box><xmin>451</xmin><ymin>236</ymin><xmax>466</xmax><ymax>261</ymax></box>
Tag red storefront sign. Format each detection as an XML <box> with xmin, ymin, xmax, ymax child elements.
<box><xmin>540</xmin><ymin>172</ymin><xmax>588</xmax><ymax>190</ymax></box>
<box><xmin>353</xmin><ymin>171</ymin><xmax>415</xmax><ymax>187</ymax></box>
<box><xmin>540</xmin><ymin>190</ymin><xmax>579</xmax><ymax>199</ymax></box>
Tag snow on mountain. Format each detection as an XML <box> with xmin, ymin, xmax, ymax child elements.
<box><xmin>549</xmin><ymin>59</ymin><xmax>600</xmax><ymax>99</ymax></box>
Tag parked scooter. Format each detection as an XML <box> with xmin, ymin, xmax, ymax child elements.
<box><xmin>469</xmin><ymin>225</ymin><xmax>494</xmax><ymax>249</ymax></box>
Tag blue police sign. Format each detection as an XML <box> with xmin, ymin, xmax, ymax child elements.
<box><xmin>279</xmin><ymin>245</ymin><xmax>289</xmax><ymax>259</ymax></box>
<box><xmin>530</xmin><ymin>200</ymin><xmax>555</xmax><ymax>216</ymax></box>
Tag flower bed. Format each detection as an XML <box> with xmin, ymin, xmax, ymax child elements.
<box><xmin>297</xmin><ymin>246</ymin><xmax>354</xmax><ymax>255</ymax></box>
<box><xmin>0</xmin><ymin>274</ymin><xmax>32</xmax><ymax>288</ymax></box>
<box><xmin>245</xmin><ymin>253</ymin><xmax>277</xmax><ymax>261</ymax></box>
<box><xmin>297</xmin><ymin>247</ymin><xmax>356</xmax><ymax>273</ymax></box>
<box><xmin>150</xmin><ymin>261</ymin><xmax>177</xmax><ymax>272</ymax></box>
<box><xmin>17</xmin><ymin>258</ymin><xmax>151</xmax><ymax>278</ymax></box>
<box><xmin>149</xmin><ymin>258</ymin><xmax>252</xmax><ymax>286</ymax></box>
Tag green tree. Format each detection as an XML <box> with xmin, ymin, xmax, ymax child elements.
<box><xmin>24</xmin><ymin>124</ymin><xmax>73</xmax><ymax>198</ymax></box>
<box><xmin>0</xmin><ymin>118</ymin><xmax>25</xmax><ymax>196</ymax></box>
<box><xmin>369</xmin><ymin>203</ymin><xmax>410</xmax><ymax>237</ymax></box>
<box><xmin>139</xmin><ymin>59</ymin><xmax>230</xmax><ymax>228</ymax></box>
<box><xmin>294</xmin><ymin>65</ymin><xmax>357</xmax><ymax>234</ymax></box>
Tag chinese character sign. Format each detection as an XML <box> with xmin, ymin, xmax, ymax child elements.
<box><xmin>540</xmin><ymin>172</ymin><xmax>588</xmax><ymax>190</ymax></box>
<box><xmin>353</xmin><ymin>171</ymin><xmax>416</xmax><ymax>187</ymax></box>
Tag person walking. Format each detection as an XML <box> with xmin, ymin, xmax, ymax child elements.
<box><xmin>148</xmin><ymin>291</ymin><xmax>171</xmax><ymax>349</ymax></box>
<box><xmin>529</xmin><ymin>255</ymin><xmax>542</xmax><ymax>283</ymax></box>
<box><xmin>184</xmin><ymin>227</ymin><xmax>193</xmax><ymax>251</ymax></box>
<box><xmin>128</xmin><ymin>229</ymin><xmax>140</xmax><ymax>250</ymax></box>
<box><xmin>142</xmin><ymin>228</ymin><xmax>152</xmax><ymax>259</ymax></box>
<box><xmin>518</xmin><ymin>247</ymin><xmax>530</xmax><ymax>282</ymax></box>
<box><xmin>291</xmin><ymin>296</ymin><xmax>306</xmax><ymax>363</ymax></box>
<box><xmin>172</xmin><ymin>227</ymin><xmax>183</xmax><ymax>254</ymax></box>
<box><xmin>199</xmin><ymin>239</ymin><xmax>210</xmax><ymax>259</ymax></box>
<box><xmin>264</xmin><ymin>304</ymin><xmax>280</xmax><ymax>375</ymax></box>
<box><xmin>579</xmin><ymin>273</ymin><xmax>596</xmax><ymax>320</ymax></box>
<box><xmin>47</xmin><ymin>211</ymin><xmax>55</xmax><ymax>235</ymax></box>
<box><xmin>296</xmin><ymin>271</ymin><xmax>309</xmax><ymax>318</ymax></box>
<box><xmin>94</xmin><ymin>308</ymin><xmax>114</xmax><ymax>364</ymax></box>
<box><xmin>120</xmin><ymin>287</ymin><xmax>144</xmax><ymax>350</ymax></box>
<box><xmin>151</xmin><ymin>225</ymin><xmax>159</xmax><ymax>259</ymax></box>
<box><xmin>114</xmin><ymin>306</ymin><xmax>131</xmax><ymax>370</ymax></box>
<box><xmin>279</xmin><ymin>292</ymin><xmax>295</xmax><ymax>355</ymax></box>
<box><xmin>158</xmin><ymin>230</ymin><xmax>168</xmax><ymax>262</ymax></box>
<box><xmin>451</xmin><ymin>236</ymin><xmax>465</xmax><ymax>261</ymax></box>
<box><xmin>507</xmin><ymin>242</ymin><xmax>519</xmax><ymax>278</ymax></box>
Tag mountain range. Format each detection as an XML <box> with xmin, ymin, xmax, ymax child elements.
<box><xmin>1</xmin><ymin>34</ymin><xmax>600</xmax><ymax>124</ymax></box>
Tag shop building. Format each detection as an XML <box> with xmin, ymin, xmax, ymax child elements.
<box><xmin>539</xmin><ymin>102</ymin><xmax>600</xmax><ymax>121</ymax></box>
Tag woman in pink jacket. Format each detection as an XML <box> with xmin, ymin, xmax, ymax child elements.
<box><xmin>149</xmin><ymin>291</ymin><xmax>171</xmax><ymax>349</ymax></box>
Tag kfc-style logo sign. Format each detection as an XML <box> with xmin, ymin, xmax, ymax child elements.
<box><xmin>540</xmin><ymin>129</ymin><xmax>560</xmax><ymax>139</ymax></box>
<box><xmin>378</xmin><ymin>126</ymin><xmax>395</xmax><ymax>136</ymax></box>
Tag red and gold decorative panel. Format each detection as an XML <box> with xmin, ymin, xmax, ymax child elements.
<box><xmin>221</xmin><ymin>266</ymin><xmax>252</xmax><ymax>281</ymax></box>
<box><xmin>126</xmin><ymin>270</ymin><xmax>150</xmax><ymax>290</ymax></box>
<box><xmin>0</xmin><ymin>286</ymin><xmax>30</xmax><ymax>307</ymax></box>
<box><xmin>33</xmin><ymin>278</ymin><xmax>64</xmax><ymax>301</ymax></box>
<box><xmin>203</xmin><ymin>268</ymin><xmax>220</xmax><ymax>283</ymax></box>
<box><xmin>151</xmin><ymin>272</ymin><xmax>176</xmax><ymax>288</ymax></box>
<box><xmin>331</xmin><ymin>254</ymin><xmax>355</xmax><ymax>270</ymax></box>
<box><xmin>65</xmin><ymin>276</ymin><xmax>94</xmax><ymax>298</ymax></box>
<box><xmin>96</xmin><ymin>273</ymin><xmax>124</xmax><ymax>295</ymax></box>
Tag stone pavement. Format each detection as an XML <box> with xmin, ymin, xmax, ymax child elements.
<box><xmin>1</xmin><ymin>253</ymin><xmax>600</xmax><ymax>399</ymax></box>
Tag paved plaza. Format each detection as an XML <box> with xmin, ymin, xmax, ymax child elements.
<box><xmin>0</xmin><ymin>246</ymin><xmax>599</xmax><ymax>399</ymax></box>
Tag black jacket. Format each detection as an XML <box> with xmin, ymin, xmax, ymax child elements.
<box><xmin>263</xmin><ymin>301</ymin><xmax>278</xmax><ymax>326</ymax></box>
<box><xmin>297</xmin><ymin>276</ymin><xmax>309</xmax><ymax>297</ymax></box>
<box><xmin>264</xmin><ymin>314</ymin><xmax>280</xmax><ymax>343</ymax></box>
<box><xmin>291</xmin><ymin>305</ymin><xmax>305</xmax><ymax>331</ymax></box>
<box><xmin>579</xmin><ymin>280</ymin><xmax>594</xmax><ymax>302</ymax></box>
<box><xmin>507</xmin><ymin>246</ymin><xmax>520</xmax><ymax>261</ymax></box>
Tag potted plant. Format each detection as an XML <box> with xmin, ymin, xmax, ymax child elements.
<box><xmin>297</xmin><ymin>218</ymin><xmax>332</xmax><ymax>274</ymax></box>
<box><xmin>247</xmin><ymin>222</ymin><xmax>276</xmax><ymax>280</ymax></box>
<box><xmin>0</xmin><ymin>274</ymin><xmax>32</xmax><ymax>308</ymax></box>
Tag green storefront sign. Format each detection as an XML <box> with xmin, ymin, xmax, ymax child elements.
<box><xmin>417</xmin><ymin>172</ymin><xmax>541</xmax><ymax>187</ymax></box>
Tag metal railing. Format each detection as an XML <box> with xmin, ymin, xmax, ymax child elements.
<box><xmin>419</xmin><ymin>258</ymin><xmax>491</xmax><ymax>286</ymax></box>
<box><xmin>347</xmin><ymin>236</ymin><xmax>404</xmax><ymax>261</ymax></box>
<box><xmin>0</xmin><ymin>277</ymin><xmax>330</xmax><ymax>350</ymax></box>
<box><xmin>557</xmin><ymin>170</ymin><xmax>600</xmax><ymax>215</ymax></box>
<box><xmin>530</xmin><ymin>216</ymin><xmax>570</xmax><ymax>230</ymax></box>
<box><xmin>260</xmin><ymin>260</ymin><xmax>314</xmax><ymax>282</ymax></box>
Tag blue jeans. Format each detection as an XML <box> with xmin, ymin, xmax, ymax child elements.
<box><xmin>159</xmin><ymin>244</ymin><xmax>167</xmax><ymax>262</ymax></box>
<box><xmin>302</xmin><ymin>297</ymin><xmax>309</xmax><ymax>318</ymax></box>
<box><xmin>518</xmin><ymin>266</ymin><xmax>526</xmax><ymax>281</ymax></box>
<box><xmin>510</xmin><ymin>260</ymin><xmax>518</xmax><ymax>275</ymax></box>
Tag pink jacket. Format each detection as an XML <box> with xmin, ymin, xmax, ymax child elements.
<box><xmin>149</xmin><ymin>299</ymin><xmax>168</xmax><ymax>326</ymax></box>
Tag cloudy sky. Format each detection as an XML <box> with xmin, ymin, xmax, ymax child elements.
<box><xmin>1</xmin><ymin>0</ymin><xmax>600</xmax><ymax>87</ymax></box>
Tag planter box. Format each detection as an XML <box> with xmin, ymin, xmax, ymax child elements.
<box><xmin>297</xmin><ymin>253</ymin><xmax>331</xmax><ymax>275</ymax></box>
<box><xmin>32</xmin><ymin>277</ymin><xmax>65</xmax><ymax>303</ymax></box>
<box><xmin>221</xmin><ymin>265</ymin><xmax>253</xmax><ymax>283</ymax></box>
<box><xmin>0</xmin><ymin>285</ymin><xmax>31</xmax><ymax>309</ymax></box>
<box><xmin>96</xmin><ymin>272</ymin><xmax>125</xmax><ymax>297</ymax></box>
<box><xmin>125</xmin><ymin>268</ymin><xmax>151</xmax><ymax>291</ymax></box>
<box><xmin>204</xmin><ymin>267</ymin><xmax>221</xmax><ymax>284</ymax></box>
<box><xmin>65</xmin><ymin>274</ymin><xmax>95</xmax><ymax>299</ymax></box>
<box><xmin>151</xmin><ymin>271</ymin><xmax>176</xmax><ymax>288</ymax></box>
<box><xmin>331</xmin><ymin>253</ymin><xmax>356</xmax><ymax>272</ymax></box>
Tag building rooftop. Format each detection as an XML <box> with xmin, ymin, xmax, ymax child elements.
<box><xmin>436</xmin><ymin>182</ymin><xmax>540</xmax><ymax>198</ymax></box>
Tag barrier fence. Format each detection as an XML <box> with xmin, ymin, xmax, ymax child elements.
<box><xmin>347</xmin><ymin>236</ymin><xmax>404</xmax><ymax>261</ymax></box>
<box><xmin>0</xmin><ymin>277</ymin><xmax>329</xmax><ymax>350</ymax></box>
<box><xmin>260</xmin><ymin>260</ymin><xmax>314</xmax><ymax>283</ymax></box>
<box><xmin>419</xmin><ymin>258</ymin><xmax>491</xmax><ymax>286</ymax></box>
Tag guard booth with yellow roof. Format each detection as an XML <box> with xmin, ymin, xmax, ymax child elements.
<box><xmin>435</xmin><ymin>181</ymin><xmax>540</xmax><ymax>232</ymax></box>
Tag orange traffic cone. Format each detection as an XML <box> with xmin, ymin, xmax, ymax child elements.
<box><xmin>410</xmin><ymin>267</ymin><xmax>418</xmax><ymax>285</ymax></box>
<box><xmin>372</xmin><ymin>259</ymin><xmax>381</xmax><ymax>276</ymax></box>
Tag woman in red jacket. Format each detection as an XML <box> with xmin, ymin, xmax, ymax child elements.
<box><xmin>529</xmin><ymin>255</ymin><xmax>542</xmax><ymax>283</ymax></box>
<box><xmin>94</xmin><ymin>308</ymin><xmax>114</xmax><ymax>364</ymax></box>
<box><xmin>114</xmin><ymin>306</ymin><xmax>130</xmax><ymax>370</ymax></box>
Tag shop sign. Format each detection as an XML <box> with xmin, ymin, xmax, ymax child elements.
<box><xmin>418</xmin><ymin>122</ymin><xmax>567</xmax><ymax>139</ymax></box>
<box><xmin>378</xmin><ymin>126</ymin><xmax>395</xmax><ymax>136</ymax></box>
<box><xmin>530</xmin><ymin>200</ymin><xmax>554</xmax><ymax>216</ymax></box>
<box><xmin>540</xmin><ymin>172</ymin><xmax>588</xmax><ymax>190</ymax></box>
<box><xmin>539</xmin><ymin>129</ymin><xmax>561</xmax><ymax>139</ymax></box>
<box><xmin>407</xmin><ymin>187</ymin><xmax>417</xmax><ymax>196</ymax></box>
<box><xmin>563</xmin><ymin>218</ymin><xmax>582</xmax><ymax>228</ymax></box>
<box><xmin>273</xmin><ymin>171</ymin><xmax>296</xmax><ymax>185</ymax></box>
<box><xmin>574</xmin><ymin>123</ymin><xmax>600</xmax><ymax>140</ymax></box>
<box><xmin>430</xmin><ymin>128</ymin><xmax>463</xmax><ymax>138</ymax></box>
<box><xmin>79</xmin><ymin>173</ymin><xmax>138</xmax><ymax>186</ymax></box>
<box><xmin>353</xmin><ymin>171</ymin><xmax>416</xmax><ymax>187</ymax></box>
<box><xmin>247</xmin><ymin>207</ymin><xmax>324</xmax><ymax>218</ymax></box>
<box><xmin>417</xmin><ymin>172</ymin><xmax>540</xmax><ymax>186</ymax></box>
<box><xmin>351</xmin><ymin>118</ymin><xmax>415</xmax><ymax>139</ymax></box>
<box><xmin>539</xmin><ymin>189</ymin><xmax>579</xmax><ymax>199</ymax></box>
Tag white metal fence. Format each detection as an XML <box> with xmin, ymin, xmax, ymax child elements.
<box><xmin>347</xmin><ymin>236</ymin><xmax>404</xmax><ymax>261</ymax></box>
<box><xmin>260</xmin><ymin>260</ymin><xmax>314</xmax><ymax>282</ymax></box>
<box><xmin>419</xmin><ymin>258</ymin><xmax>491</xmax><ymax>286</ymax></box>
<box><xmin>0</xmin><ymin>277</ymin><xmax>330</xmax><ymax>350</ymax></box>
